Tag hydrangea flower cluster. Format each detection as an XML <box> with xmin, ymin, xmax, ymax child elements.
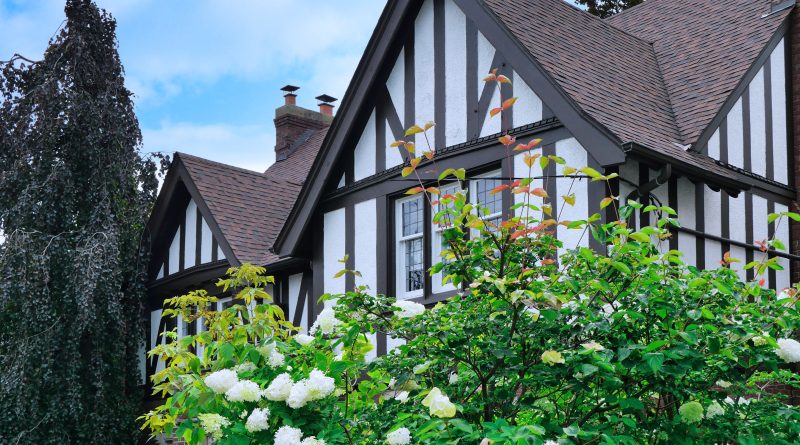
<box><xmin>244</xmin><ymin>407</ymin><xmax>270</xmax><ymax>433</ymax></box>
<box><xmin>273</xmin><ymin>425</ymin><xmax>327</xmax><ymax>445</ymax></box>
<box><xmin>310</xmin><ymin>307</ymin><xmax>341</xmax><ymax>335</ymax></box>
<box><xmin>776</xmin><ymin>338</ymin><xmax>800</xmax><ymax>363</ymax></box>
<box><xmin>287</xmin><ymin>369</ymin><xmax>336</xmax><ymax>408</ymax></box>
<box><xmin>225</xmin><ymin>380</ymin><xmax>262</xmax><ymax>402</ymax></box>
<box><xmin>392</xmin><ymin>300</ymin><xmax>425</xmax><ymax>318</ymax></box>
<box><xmin>264</xmin><ymin>372</ymin><xmax>295</xmax><ymax>401</ymax></box>
<box><xmin>197</xmin><ymin>413</ymin><xmax>230</xmax><ymax>440</ymax></box>
<box><xmin>204</xmin><ymin>369</ymin><xmax>238</xmax><ymax>394</ymax></box>
<box><xmin>386</xmin><ymin>427</ymin><xmax>411</xmax><ymax>444</ymax></box>
<box><xmin>678</xmin><ymin>401</ymin><xmax>704</xmax><ymax>424</ymax></box>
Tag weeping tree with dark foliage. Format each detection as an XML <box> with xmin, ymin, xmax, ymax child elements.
<box><xmin>575</xmin><ymin>0</ymin><xmax>643</xmax><ymax>18</ymax></box>
<box><xmin>0</xmin><ymin>1</ymin><xmax>164</xmax><ymax>443</ymax></box>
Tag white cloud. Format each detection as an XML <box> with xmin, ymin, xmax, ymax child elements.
<box><xmin>142</xmin><ymin>121</ymin><xmax>275</xmax><ymax>172</ymax></box>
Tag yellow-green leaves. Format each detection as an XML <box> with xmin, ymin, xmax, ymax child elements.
<box><xmin>541</xmin><ymin>350</ymin><xmax>565</xmax><ymax>366</ymax></box>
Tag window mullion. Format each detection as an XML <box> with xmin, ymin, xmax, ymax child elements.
<box><xmin>423</xmin><ymin>195</ymin><xmax>432</xmax><ymax>300</ymax></box>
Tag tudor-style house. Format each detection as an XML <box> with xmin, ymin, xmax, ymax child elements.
<box><xmin>144</xmin><ymin>0</ymin><xmax>800</xmax><ymax>384</ymax></box>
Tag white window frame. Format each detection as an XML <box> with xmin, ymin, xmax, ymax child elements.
<box><xmin>431</xmin><ymin>183</ymin><xmax>461</xmax><ymax>294</ymax></box>
<box><xmin>471</xmin><ymin>170</ymin><xmax>504</xmax><ymax>235</ymax></box>
<box><xmin>395</xmin><ymin>194</ymin><xmax>425</xmax><ymax>300</ymax></box>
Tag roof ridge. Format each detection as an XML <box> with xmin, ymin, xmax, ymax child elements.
<box><xmin>177</xmin><ymin>152</ymin><xmax>270</xmax><ymax>179</ymax></box>
<box><xmin>604</xmin><ymin>0</ymin><xmax>667</xmax><ymax>24</ymax></box>
<box><xmin>547</xmin><ymin>0</ymin><xmax>653</xmax><ymax>47</ymax></box>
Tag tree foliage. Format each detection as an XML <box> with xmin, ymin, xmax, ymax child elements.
<box><xmin>575</xmin><ymin>0</ymin><xmax>643</xmax><ymax>18</ymax></box>
<box><xmin>144</xmin><ymin>70</ymin><xmax>800</xmax><ymax>444</ymax></box>
<box><xmin>0</xmin><ymin>1</ymin><xmax>162</xmax><ymax>442</ymax></box>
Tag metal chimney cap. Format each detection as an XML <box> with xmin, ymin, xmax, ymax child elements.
<box><xmin>315</xmin><ymin>94</ymin><xmax>337</xmax><ymax>104</ymax></box>
<box><xmin>281</xmin><ymin>85</ymin><xmax>300</xmax><ymax>93</ymax></box>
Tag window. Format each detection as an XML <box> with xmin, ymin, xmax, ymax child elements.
<box><xmin>431</xmin><ymin>183</ymin><xmax>461</xmax><ymax>293</ymax></box>
<box><xmin>394</xmin><ymin>168</ymin><xmax>506</xmax><ymax>300</ymax></box>
<box><xmin>396</xmin><ymin>195</ymin><xmax>425</xmax><ymax>299</ymax></box>
<box><xmin>472</xmin><ymin>170</ymin><xmax>503</xmax><ymax>232</ymax></box>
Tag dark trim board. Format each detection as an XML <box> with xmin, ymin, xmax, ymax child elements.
<box><xmin>322</xmin><ymin>119</ymin><xmax>568</xmax><ymax>206</ymax></box>
<box><xmin>319</xmin><ymin>125</ymin><xmax>571</xmax><ymax>212</ymax></box>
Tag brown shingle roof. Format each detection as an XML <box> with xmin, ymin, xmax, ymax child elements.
<box><xmin>607</xmin><ymin>0</ymin><xmax>791</xmax><ymax>145</ymax></box>
<box><xmin>178</xmin><ymin>127</ymin><xmax>327</xmax><ymax>265</ymax></box>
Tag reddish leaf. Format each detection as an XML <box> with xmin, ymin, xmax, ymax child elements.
<box><xmin>423</xmin><ymin>150</ymin><xmax>434</xmax><ymax>160</ymax></box>
<box><xmin>425</xmin><ymin>187</ymin><xmax>440</xmax><ymax>195</ymax></box>
<box><xmin>410</xmin><ymin>157</ymin><xmax>422</xmax><ymax>168</ymax></box>
<box><xmin>405</xmin><ymin>186</ymin><xmax>424</xmax><ymax>195</ymax></box>
<box><xmin>401</xmin><ymin>166</ymin><xmax>415</xmax><ymax>177</ymax></box>
<box><xmin>531</xmin><ymin>188</ymin><xmax>548</xmax><ymax>198</ymax></box>
<box><xmin>501</xmin><ymin>97</ymin><xmax>518</xmax><ymax>110</ymax></box>
<box><xmin>498</xmin><ymin>135</ymin><xmax>516</xmax><ymax>146</ymax></box>
<box><xmin>490</xmin><ymin>183</ymin><xmax>510</xmax><ymax>195</ymax></box>
<box><xmin>424</xmin><ymin>121</ymin><xmax>435</xmax><ymax>130</ymax></box>
<box><xmin>497</xmin><ymin>74</ymin><xmax>512</xmax><ymax>84</ymax></box>
<box><xmin>390</xmin><ymin>140</ymin><xmax>405</xmax><ymax>147</ymax></box>
<box><xmin>489</xmin><ymin>107</ymin><xmax>502</xmax><ymax>118</ymax></box>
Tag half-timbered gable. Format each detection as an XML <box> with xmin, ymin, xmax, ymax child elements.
<box><xmin>145</xmin><ymin>0</ymin><xmax>800</xmax><ymax>391</ymax></box>
<box><xmin>143</xmin><ymin>104</ymin><xmax>328</xmax><ymax>386</ymax></box>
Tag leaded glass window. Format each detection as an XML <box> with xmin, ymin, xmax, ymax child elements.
<box><xmin>397</xmin><ymin>195</ymin><xmax>424</xmax><ymax>297</ymax></box>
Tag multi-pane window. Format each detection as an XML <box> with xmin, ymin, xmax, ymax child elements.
<box><xmin>395</xmin><ymin>169</ymin><xmax>505</xmax><ymax>299</ymax></box>
<box><xmin>432</xmin><ymin>183</ymin><xmax>460</xmax><ymax>293</ymax></box>
<box><xmin>473</xmin><ymin>171</ymin><xmax>503</xmax><ymax>231</ymax></box>
<box><xmin>396</xmin><ymin>195</ymin><xmax>425</xmax><ymax>298</ymax></box>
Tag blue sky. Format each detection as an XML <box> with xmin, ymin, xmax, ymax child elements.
<box><xmin>0</xmin><ymin>0</ymin><xmax>386</xmax><ymax>171</ymax></box>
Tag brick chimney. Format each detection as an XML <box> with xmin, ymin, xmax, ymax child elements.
<box><xmin>274</xmin><ymin>86</ymin><xmax>334</xmax><ymax>161</ymax></box>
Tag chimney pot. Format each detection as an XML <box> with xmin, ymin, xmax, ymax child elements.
<box><xmin>284</xmin><ymin>93</ymin><xmax>297</xmax><ymax>106</ymax></box>
<box><xmin>315</xmin><ymin>94</ymin><xmax>338</xmax><ymax>117</ymax></box>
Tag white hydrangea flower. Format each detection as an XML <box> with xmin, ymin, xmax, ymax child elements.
<box><xmin>287</xmin><ymin>380</ymin><xmax>311</xmax><ymax>408</ymax></box>
<box><xmin>544</xmin><ymin>441</ymin><xmax>558</xmax><ymax>445</ymax></box>
<box><xmin>449</xmin><ymin>373</ymin><xmax>459</xmax><ymax>385</ymax></box>
<box><xmin>225</xmin><ymin>380</ymin><xmax>262</xmax><ymax>402</ymax></box>
<box><xmin>294</xmin><ymin>334</ymin><xmax>315</xmax><ymax>345</ymax></box>
<box><xmin>244</xmin><ymin>408</ymin><xmax>270</xmax><ymax>433</ymax></box>
<box><xmin>310</xmin><ymin>307</ymin><xmax>341</xmax><ymax>335</ymax></box>
<box><xmin>234</xmin><ymin>362</ymin><xmax>257</xmax><ymax>374</ymax></box>
<box><xmin>715</xmin><ymin>380</ymin><xmax>732</xmax><ymax>389</ymax></box>
<box><xmin>197</xmin><ymin>413</ymin><xmax>230</xmax><ymax>440</ymax></box>
<box><xmin>268</xmin><ymin>350</ymin><xmax>286</xmax><ymax>368</ymax></box>
<box><xmin>388</xmin><ymin>378</ymin><xmax>396</xmax><ymax>389</ymax></box>
<box><xmin>386</xmin><ymin>427</ymin><xmax>411</xmax><ymax>445</ymax></box>
<box><xmin>706</xmin><ymin>400</ymin><xmax>725</xmax><ymax>418</ymax></box>
<box><xmin>306</xmin><ymin>369</ymin><xmax>336</xmax><ymax>400</ymax></box>
<box><xmin>392</xmin><ymin>300</ymin><xmax>425</xmax><ymax>318</ymax></box>
<box><xmin>300</xmin><ymin>437</ymin><xmax>326</xmax><ymax>445</ymax></box>
<box><xmin>394</xmin><ymin>391</ymin><xmax>409</xmax><ymax>402</ymax></box>
<box><xmin>776</xmin><ymin>338</ymin><xmax>800</xmax><ymax>363</ymax></box>
<box><xmin>265</xmin><ymin>373</ymin><xmax>294</xmax><ymax>401</ymax></box>
<box><xmin>204</xmin><ymin>369</ymin><xmax>239</xmax><ymax>394</ymax></box>
<box><xmin>422</xmin><ymin>387</ymin><xmax>456</xmax><ymax>418</ymax></box>
<box><xmin>274</xmin><ymin>425</ymin><xmax>303</xmax><ymax>445</ymax></box>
